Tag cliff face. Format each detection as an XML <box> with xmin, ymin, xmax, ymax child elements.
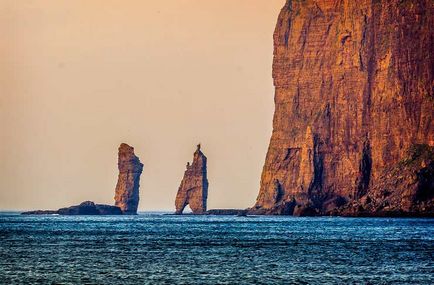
<box><xmin>114</xmin><ymin>143</ymin><xmax>144</xmax><ymax>214</ymax></box>
<box><xmin>251</xmin><ymin>0</ymin><xmax>434</xmax><ymax>216</ymax></box>
<box><xmin>175</xmin><ymin>144</ymin><xmax>208</xmax><ymax>214</ymax></box>
<box><xmin>338</xmin><ymin>145</ymin><xmax>434</xmax><ymax>216</ymax></box>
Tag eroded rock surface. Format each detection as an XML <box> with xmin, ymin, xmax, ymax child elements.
<box><xmin>250</xmin><ymin>0</ymin><xmax>434</xmax><ymax>216</ymax></box>
<box><xmin>175</xmin><ymin>144</ymin><xmax>208</xmax><ymax>214</ymax></box>
<box><xmin>336</xmin><ymin>145</ymin><xmax>434</xmax><ymax>217</ymax></box>
<box><xmin>114</xmin><ymin>143</ymin><xmax>143</xmax><ymax>214</ymax></box>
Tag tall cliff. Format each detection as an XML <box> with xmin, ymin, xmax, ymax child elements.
<box><xmin>175</xmin><ymin>144</ymin><xmax>209</xmax><ymax>214</ymax></box>
<box><xmin>114</xmin><ymin>143</ymin><xmax>143</xmax><ymax>214</ymax></box>
<box><xmin>251</xmin><ymin>0</ymin><xmax>434</xmax><ymax>216</ymax></box>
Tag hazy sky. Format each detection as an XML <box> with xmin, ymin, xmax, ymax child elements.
<box><xmin>1</xmin><ymin>0</ymin><xmax>284</xmax><ymax>211</ymax></box>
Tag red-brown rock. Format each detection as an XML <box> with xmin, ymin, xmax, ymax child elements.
<box><xmin>175</xmin><ymin>144</ymin><xmax>208</xmax><ymax>214</ymax></box>
<box><xmin>114</xmin><ymin>143</ymin><xmax>143</xmax><ymax>214</ymax></box>
<box><xmin>250</xmin><ymin>0</ymin><xmax>434</xmax><ymax>216</ymax></box>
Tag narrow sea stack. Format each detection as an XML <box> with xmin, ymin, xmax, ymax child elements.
<box><xmin>250</xmin><ymin>0</ymin><xmax>434</xmax><ymax>216</ymax></box>
<box><xmin>22</xmin><ymin>143</ymin><xmax>143</xmax><ymax>215</ymax></box>
<box><xmin>175</xmin><ymin>144</ymin><xmax>208</xmax><ymax>214</ymax></box>
<box><xmin>114</xmin><ymin>143</ymin><xmax>144</xmax><ymax>214</ymax></box>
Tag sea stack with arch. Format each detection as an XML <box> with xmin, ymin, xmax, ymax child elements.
<box><xmin>175</xmin><ymin>144</ymin><xmax>208</xmax><ymax>214</ymax></box>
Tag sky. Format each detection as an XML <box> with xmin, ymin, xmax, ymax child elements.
<box><xmin>0</xmin><ymin>0</ymin><xmax>284</xmax><ymax>211</ymax></box>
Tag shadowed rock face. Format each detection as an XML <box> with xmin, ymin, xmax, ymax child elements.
<box><xmin>114</xmin><ymin>143</ymin><xmax>143</xmax><ymax>214</ymax></box>
<box><xmin>250</xmin><ymin>0</ymin><xmax>434</xmax><ymax>216</ymax></box>
<box><xmin>175</xmin><ymin>144</ymin><xmax>208</xmax><ymax>214</ymax></box>
<box><xmin>336</xmin><ymin>145</ymin><xmax>434</xmax><ymax>217</ymax></box>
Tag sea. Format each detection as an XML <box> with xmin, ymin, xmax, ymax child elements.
<box><xmin>0</xmin><ymin>212</ymin><xmax>433</xmax><ymax>284</ymax></box>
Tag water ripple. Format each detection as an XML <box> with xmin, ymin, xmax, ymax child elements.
<box><xmin>0</xmin><ymin>213</ymin><xmax>433</xmax><ymax>284</ymax></box>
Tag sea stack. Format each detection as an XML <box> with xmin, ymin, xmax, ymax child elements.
<box><xmin>250</xmin><ymin>0</ymin><xmax>434</xmax><ymax>216</ymax></box>
<box><xmin>114</xmin><ymin>143</ymin><xmax>144</xmax><ymax>214</ymax></box>
<box><xmin>175</xmin><ymin>144</ymin><xmax>209</xmax><ymax>214</ymax></box>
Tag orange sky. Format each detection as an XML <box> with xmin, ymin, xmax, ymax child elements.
<box><xmin>0</xmin><ymin>0</ymin><xmax>285</xmax><ymax>211</ymax></box>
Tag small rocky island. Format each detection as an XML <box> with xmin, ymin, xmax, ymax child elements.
<box><xmin>22</xmin><ymin>201</ymin><xmax>122</xmax><ymax>215</ymax></box>
<box><xmin>22</xmin><ymin>143</ymin><xmax>143</xmax><ymax>215</ymax></box>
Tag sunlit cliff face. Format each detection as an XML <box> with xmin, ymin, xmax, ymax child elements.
<box><xmin>252</xmin><ymin>0</ymin><xmax>434</xmax><ymax>216</ymax></box>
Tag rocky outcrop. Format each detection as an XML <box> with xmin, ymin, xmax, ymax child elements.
<box><xmin>250</xmin><ymin>0</ymin><xmax>434</xmax><ymax>216</ymax></box>
<box><xmin>23</xmin><ymin>143</ymin><xmax>143</xmax><ymax>215</ymax></box>
<box><xmin>57</xmin><ymin>201</ymin><xmax>122</xmax><ymax>215</ymax></box>
<box><xmin>114</xmin><ymin>143</ymin><xmax>143</xmax><ymax>214</ymax></box>
<box><xmin>175</xmin><ymin>144</ymin><xmax>208</xmax><ymax>214</ymax></box>
<box><xmin>336</xmin><ymin>145</ymin><xmax>434</xmax><ymax>217</ymax></box>
<box><xmin>22</xmin><ymin>210</ymin><xmax>58</xmax><ymax>215</ymax></box>
<box><xmin>206</xmin><ymin>209</ymin><xmax>248</xmax><ymax>216</ymax></box>
<box><xmin>22</xmin><ymin>201</ymin><xmax>122</xmax><ymax>215</ymax></box>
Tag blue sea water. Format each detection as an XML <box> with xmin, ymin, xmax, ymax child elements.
<box><xmin>0</xmin><ymin>212</ymin><xmax>433</xmax><ymax>284</ymax></box>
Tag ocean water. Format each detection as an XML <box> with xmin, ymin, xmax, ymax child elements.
<box><xmin>0</xmin><ymin>213</ymin><xmax>433</xmax><ymax>284</ymax></box>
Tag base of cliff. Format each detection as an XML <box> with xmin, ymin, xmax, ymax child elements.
<box><xmin>250</xmin><ymin>145</ymin><xmax>434</xmax><ymax>217</ymax></box>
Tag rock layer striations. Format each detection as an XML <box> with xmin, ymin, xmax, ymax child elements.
<box><xmin>114</xmin><ymin>143</ymin><xmax>144</xmax><ymax>214</ymax></box>
<box><xmin>175</xmin><ymin>144</ymin><xmax>208</xmax><ymax>214</ymax></box>
<box><xmin>251</xmin><ymin>0</ymin><xmax>434</xmax><ymax>216</ymax></box>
